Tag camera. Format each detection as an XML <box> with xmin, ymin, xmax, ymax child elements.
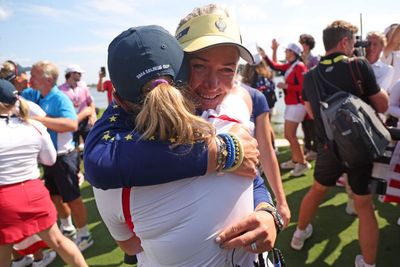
<box><xmin>353</xmin><ymin>35</ymin><xmax>370</xmax><ymax>57</ymax></box>
<box><xmin>368</xmin><ymin>177</ymin><xmax>387</xmax><ymax>195</ymax></box>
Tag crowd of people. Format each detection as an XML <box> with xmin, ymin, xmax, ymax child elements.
<box><xmin>1</xmin><ymin>2</ymin><xmax>399</xmax><ymax>267</ymax></box>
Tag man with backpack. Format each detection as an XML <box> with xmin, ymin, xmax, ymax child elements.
<box><xmin>290</xmin><ymin>20</ymin><xmax>388</xmax><ymax>267</ymax></box>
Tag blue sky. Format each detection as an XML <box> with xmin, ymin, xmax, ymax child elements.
<box><xmin>0</xmin><ymin>0</ymin><xmax>398</xmax><ymax>84</ymax></box>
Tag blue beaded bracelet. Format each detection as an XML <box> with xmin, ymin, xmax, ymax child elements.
<box><xmin>218</xmin><ymin>133</ymin><xmax>235</xmax><ymax>170</ymax></box>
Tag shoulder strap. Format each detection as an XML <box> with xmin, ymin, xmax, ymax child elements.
<box><xmin>348</xmin><ymin>57</ymin><xmax>364</xmax><ymax>95</ymax></box>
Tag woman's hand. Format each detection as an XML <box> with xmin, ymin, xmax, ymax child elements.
<box><xmin>277</xmin><ymin>82</ymin><xmax>287</xmax><ymax>89</ymax></box>
<box><xmin>215</xmin><ymin>210</ymin><xmax>277</xmax><ymax>253</ymax></box>
<box><xmin>228</xmin><ymin>123</ymin><xmax>259</xmax><ymax>178</ymax></box>
<box><xmin>271</xmin><ymin>39</ymin><xmax>279</xmax><ymax>51</ymax></box>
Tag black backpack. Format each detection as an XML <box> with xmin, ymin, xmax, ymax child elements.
<box><xmin>311</xmin><ymin>59</ymin><xmax>391</xmax><ymax>168</ymax></box>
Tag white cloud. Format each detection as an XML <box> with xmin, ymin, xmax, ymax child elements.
<box><xmin>0</xmin><ymin>6</ymin><xmax>12</xmax><ymax>20</ymax></box>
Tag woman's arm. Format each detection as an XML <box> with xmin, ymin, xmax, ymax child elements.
<box><xmin>255</xmin><ymin>112</ymin><xmax>290</xmax><ymax>227</ymax></box>
<box><xmin>83</xmin><ymin>105</ymin><xmax>259</xmax><ymax>189</ymax></box>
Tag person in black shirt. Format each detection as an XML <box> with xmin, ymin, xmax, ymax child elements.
<box><xmin>291</xmin><ymin>20</ymin><xmax>388</xmax><ymax>267</ymax></box>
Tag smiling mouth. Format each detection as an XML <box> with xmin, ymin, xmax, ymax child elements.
<box><xmin>198</xmin><ymin>93</ymin><xmax>220</xmax><ymax>100</ymax></box>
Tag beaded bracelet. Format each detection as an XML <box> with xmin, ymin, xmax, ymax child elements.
<box><xmin>224</xmin><ymin>133</ymin><xmax>244</xmax><ymax>172</ymax></box>
<box><xmin>215</xmin><ymin>135</ymin><xmax>228</xmax><ymax>172</ymax></box>
<box><xmin>218</xmin><ymin>133</ymin><xmax>236</xmax><ymax>170</ymax></box>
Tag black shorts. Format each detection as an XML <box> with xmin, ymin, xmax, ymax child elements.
<box><xmin>314</xmin><ymin>144</ymin><xmax>373</xmax><ymax>195</ymax></box>
<box><xmin>43</xmin><ymin>150</ymin><xmax>81</xmax><ymax>202</ymax></box>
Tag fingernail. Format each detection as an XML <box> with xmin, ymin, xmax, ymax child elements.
<box><xmin>215</xmin><ymin>236</ymin><xmax>221</xmax><ymax>244</ymax></box>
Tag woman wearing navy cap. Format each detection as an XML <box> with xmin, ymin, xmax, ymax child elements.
<box><xmin>0</xmin><ymin>79</ymin><xmax>87</xmax><ymax>267</ymax></box>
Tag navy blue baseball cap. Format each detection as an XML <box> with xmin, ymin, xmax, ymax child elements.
<box><xmin>0</xmin><ymin>79</ymin><xmax>18</xmax><ymax>104</ymax></box>
<box><xmin>108</xmin><ymin>25</ymin><xmax>189</xmax><ymax>103</ymax></box>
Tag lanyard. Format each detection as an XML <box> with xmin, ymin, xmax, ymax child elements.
<box><xmin>320</xmin><ymin>55</ymin><xmax>347</xmax><ymax>65</ymax></box>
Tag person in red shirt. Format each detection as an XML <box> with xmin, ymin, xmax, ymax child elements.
<box><xmin>97</xmin><ymin>70</ymin><xmax>114</xmax><ymax>104</ymax></box>
<box><xmin>259</xmin><ymin>41</ymin><xmax>311</xmax><ymax>177</ymax></box>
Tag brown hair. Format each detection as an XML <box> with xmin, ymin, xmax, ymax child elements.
<box><xmin>241</xmin><ymin>60</ymin><xmax>273</xmax><ymax>87</ymax></box>
<box><xmin>323</xmin><ymin>20</ymin><xmax>358</xmax><ymax>51</ymax></box>
<box><xmin>299</xmin><ymin>34</ymin><xmax>315</xmax><ymax>50</ymax></box>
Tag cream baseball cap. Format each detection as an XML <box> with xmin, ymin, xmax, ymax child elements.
<box><xmin>175</xmin><ymin>14</ymin><xmax>254</xmax><ymax>64</ymax></box>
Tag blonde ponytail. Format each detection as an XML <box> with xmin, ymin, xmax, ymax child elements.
<box><xmin>17</xmin><ymin>98</ymin><xmax>30</xmax><ymax>122</ymax></box>
<box><xmin>135</xmin><ymin>82</ymin><xmax>214</xmax><ymax>146</ymax></box>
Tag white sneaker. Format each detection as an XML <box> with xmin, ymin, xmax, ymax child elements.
<box><xmin>397</xmin><ymin>216</ymin><xmax>400</xmax><ymax>226</ymax></box>
<box><xmin>75</xmin><ymin>234</ymin><xmax>94</xmax><ymax>252</ymax></box>
<box><xmin>60</xmin><ymin>225</ymin><xmax>77</xmax><ymax>240</ymax></box>
<box><xmin>32</xmin><ymin>251</ymin><xmax>56</xmax><ymax>267</ymax></box>
<box><xmin>291</xmin><ymin>224</ymin><xmax>313</xmax><ymax>250</ymax></box>
<box><xmin>290</xmin><ymin>162</ymin><xmax>312</xmax><ymax>177</ymax></box>
<box><xmin>11</xmin><ymin>255</ymin><xmax>34</xmax><ymax>267</ymax></box>
<box><xmin>280</xmin><ymin>160</ymin><xmax>296</xmax><ymax>170</ymax></box>
<box><xmin>355</xmin><ymin>254</ymin><xmax>374</xmax><ymax>267</ymax></box>
<box><xmin>345</xmin><ymin>198</ymin><xmax>357</xmax><ymax>216</ymax></box>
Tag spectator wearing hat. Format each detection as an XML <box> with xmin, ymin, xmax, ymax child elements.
<box><xmin>259</xmin><ymin>41</ymin><xmax>311</xmax><ymax>177</ymax></box>
<box><xmin>21</xmin><ymin>61</ymin><xmax>93</xmax><ymax>252</ymax></box>
<box><xmin>59</xmin><ymin>64</ymin><xmax>97</xmax><ymax>150</ymax></box>
<box><xmin>0</xmin><ymin>79</ymin><xmax>87</xmax><ymax>267</ymax></box>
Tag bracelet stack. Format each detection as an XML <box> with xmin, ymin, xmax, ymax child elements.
<box><xmin>216</xmin><ymin>133</ymin><xmax>244</xmax><ymax>172</ymax></box>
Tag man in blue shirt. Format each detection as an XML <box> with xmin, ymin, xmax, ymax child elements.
<box><xmin>24</xmin><ymin>61</ymin><xmax>93</xmax><ymax>252</ymax></box>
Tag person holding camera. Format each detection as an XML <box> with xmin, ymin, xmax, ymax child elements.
<box><xmin>97</xmin><ymin>67</ymin><xmax>114</xmax><ymax>105</ymax></box>
<box><xmin>291</xmin><ymin>20</ymin><xmax>388</xmax><ymax>267</ymax></box>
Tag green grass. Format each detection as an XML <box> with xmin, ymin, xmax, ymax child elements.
<box><xmin>51</xmin><ymin>137</ymin><xmax>399</xmax><ymax>266</ymax></box>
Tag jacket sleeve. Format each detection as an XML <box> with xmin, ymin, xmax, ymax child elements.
<box><xmin>253</xmin><ymin>174</ymin><xmax>274</xmax><ymax>208</ymax></box>
<box><xmin>83</xmin><ymin>106</ymin><xmax>209</xmax><ymax>189</ymax></box>
<box><xmin>263</xmin><ymin>55</ymin><xmax>290</xmax><ymax>72</ymax></box>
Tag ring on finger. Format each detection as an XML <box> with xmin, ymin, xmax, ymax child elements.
<box><xmin>251</xmin><ymin>242</ymin><xmax>257</xmax><ymax>251</ymax></box>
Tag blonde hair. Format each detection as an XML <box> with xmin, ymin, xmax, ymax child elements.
<box><xmin>0</xmin><ymin>97</ymin><xmax>30</xmax><ymax>122</ymax></box>
<box><xmin>135</xmin><ymin>81</ymin><xmax>214</xmax><ymax>146</ymax></box>
<box><xmin>367</xmin><ymin>31</ymin><xmax>387</xmax><ymax>47</ymax></box>
<box><xmin>32</xmin><ymin>60</ymin><xmax>59</xmax><ymax>85</ymax></box>
<box><xmin>177</xmin><ymin>4</ymin><xmax>229</xmax><ymax>29</ymax></box>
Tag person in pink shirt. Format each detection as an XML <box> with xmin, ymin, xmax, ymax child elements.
<box><xmin>59</xmin><ymin>64</ymin><xmax>97</xmax><ymax>146</ymax></box>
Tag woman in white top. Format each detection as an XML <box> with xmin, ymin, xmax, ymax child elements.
<box><xmin>0</xmin><ymin>79</ymin><xmax>87</xmax><ymax>267</ymax></box>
